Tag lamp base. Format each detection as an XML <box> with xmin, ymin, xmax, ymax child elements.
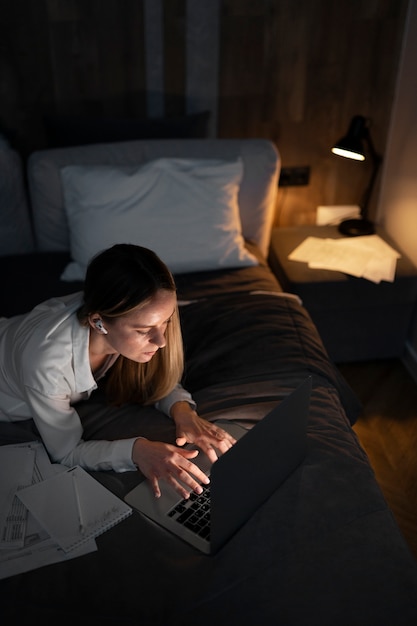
<box><xmin>338</xmin><ymin>218</ymin><xmax>375</xmax><ymax>237</ymax></box>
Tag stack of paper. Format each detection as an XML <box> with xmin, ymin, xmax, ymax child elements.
<box><xmin>0</xmin><ymin>442</ymin><xmax>132</xmax><ymax>580</ymax></box>
<box><xmin>17</xmin><ymin>465</ymin><xmax>132</xmax><ymax>554</ymax></box>
<box><xmin>288</xmin><ymin>234</ymin><xmax>401</xmax><ymax>283</ymax></box>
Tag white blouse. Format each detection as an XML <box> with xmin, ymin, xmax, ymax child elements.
<box><xmin>0</xmin><ymin>293</ymin><xmax>195</xmax><ymax>472</ymax></box>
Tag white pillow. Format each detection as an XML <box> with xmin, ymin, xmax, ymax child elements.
<box><xmin>59</xmin><ymin>157</ymin><xmax>258</xmax><ymax>280</ymax></box>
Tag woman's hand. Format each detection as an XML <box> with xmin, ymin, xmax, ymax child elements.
<box><xmin>170</xmin><ymin>401</ymin><xmax>236</xmax><ymax>464</ymax></box>
<box><xmin>132</xmin><ymin>437</ymin><xmax>210</xmax><ymax>499</ymax></box>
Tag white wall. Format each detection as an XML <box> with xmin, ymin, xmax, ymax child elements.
<box><xmin>377</xmin><ymin>0</ymin><xmax>417</xmax><ymax>375</ymax></box>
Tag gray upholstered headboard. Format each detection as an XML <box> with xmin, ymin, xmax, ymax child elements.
<box><xmin>27</xmin><ymin>138</ymin><xmax>280</xmax><ymax>258</ymax></box>
<box><xmin>0</xmin><ymin>137</ymin><xmax>35</xmax><ymax>256</ymax></box>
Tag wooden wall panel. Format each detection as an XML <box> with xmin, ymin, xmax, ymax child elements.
<box><xmin>163</xmin><ymin>0</ymin><xmax>186</xmax><ymax>117</ymax></box>
<box><xmin>0</xmin><ymin>0</ymin><xmax>409</xmax><ymax>226</ymax></box>
<box><xmin>44</xmin><ymin>0</ymin><xmax>146</xmax><ymax>116</ymax></box>
<box><xmin>217</xmin><ymin>0</ymin><xmax>409</xmax><ymax>226</ymax></box>
<box><xmin>0</xmin><ymin>0</ymin><xmax>147</xmax><ymax>156</ymax></box>
<box><xmin>143</xmin><ymin>0</ymin><xmax>164</xmax><ymax>118</ymax></box>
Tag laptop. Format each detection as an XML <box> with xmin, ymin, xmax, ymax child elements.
<box><xmin>125</xmin><ymin>376</ymin><xmax>312</xmax><ymax>554</ymax></box>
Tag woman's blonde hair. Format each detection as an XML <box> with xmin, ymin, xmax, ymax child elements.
<box><xmin>77</xmin><ymin>244</ymin><xmax>184</xmax><ymax>406</ymax></box>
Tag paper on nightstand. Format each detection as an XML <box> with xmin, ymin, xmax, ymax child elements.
<box><xmin>288</xmin><ymin>235</ymin><xmax>400</xmax><ymax>283</ymax></box>
<box><xmin>316</xmin><ymin>205</ymin><xmax>361</xmax><ymax>225</ymax></box>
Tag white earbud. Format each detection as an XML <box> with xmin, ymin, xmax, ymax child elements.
<box><xmin>94</xmin><ymin>320</ymin><xmax>108</xmax><ymax>335</ymax></box>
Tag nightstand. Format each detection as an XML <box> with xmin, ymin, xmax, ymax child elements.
<box><xmin>268</xmin><ymin>225</ymin><xmax>417</xmax><ymax>363</ymax></box>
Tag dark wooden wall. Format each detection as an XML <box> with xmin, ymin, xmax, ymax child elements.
<box><xmin>0</xmin><ymin>0</ymin><xmax>409</xmax><ymax>227</ymax></box>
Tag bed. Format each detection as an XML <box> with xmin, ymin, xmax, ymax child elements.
<box><xmin>1</xmin><ymin>138</ymin><xmax>417</xmax><ymax>625</ymax></box>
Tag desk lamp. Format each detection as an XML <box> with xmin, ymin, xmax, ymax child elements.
<box><xmin>331</xmin><ymin>115</ymin><xmax>382</xmax><ymax>236</ymax></box>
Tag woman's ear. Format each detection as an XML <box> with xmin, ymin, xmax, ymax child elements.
<box><xmin>89</xmin><ymin>317</ymin><xmax>108</xmax><ymax>335</ymax></box>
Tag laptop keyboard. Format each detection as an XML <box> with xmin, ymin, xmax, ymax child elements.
<box><xmin>167</xmin><ymin>484</ymin><xmax>211</xmax><ymax>540</ymax></box>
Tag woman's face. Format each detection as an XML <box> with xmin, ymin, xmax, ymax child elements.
<box><xmin>96</xmin><ymin>289</ymin><xmax>176</xmax><ymax>363</ymax></box>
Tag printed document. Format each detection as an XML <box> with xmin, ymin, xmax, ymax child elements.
<box><xmin>288</xmin><ymin>234</ymin><xmax>400</xmax><ymax>283</ymax></box>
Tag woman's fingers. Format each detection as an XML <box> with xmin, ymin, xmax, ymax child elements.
<box><xmin>146</xmin><ymin>446</ymin><xmax>209</xmax><ymax>499</ymax></box>
<box><xmin>150</xmin><ymin>476</ymin><xmax>162</xmax><ymax>499</ymax></box>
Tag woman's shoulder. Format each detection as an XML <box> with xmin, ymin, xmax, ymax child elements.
<box><xmin>2</xmin><ymin>292</ymin><xmax>84</xmax><ymax>359</ymax></box>
<box><xmin>30</xmin><ymin>292</ymin><xmax>83</xmax><ymax>316</ymax></box>
<box><xmin>17</xmin><ymin>293</ymin><xmax>88</xmax><ymax>391</ymax></box>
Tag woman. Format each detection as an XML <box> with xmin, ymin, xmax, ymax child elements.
<box><xmin>0</xmin><ymin>244</ymin><xmax>235</xmax><ymax>499</ymax></box>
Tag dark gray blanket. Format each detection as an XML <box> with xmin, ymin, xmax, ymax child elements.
<box><xmin>1</xmin><ymin>258</ymin><xmax>417</xmax><ymax>625</ymax></box>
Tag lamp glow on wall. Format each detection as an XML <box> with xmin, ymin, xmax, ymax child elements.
<box><xmin>331</xmin><ymin>115</ymin><xmax>382</xmax><ymax>236</ymax></box>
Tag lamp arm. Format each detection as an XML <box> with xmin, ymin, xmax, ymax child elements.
<box><xmin>360</xmin><ymin>129</ymin><xmax>382</xmax><ymax>220</ymax></box>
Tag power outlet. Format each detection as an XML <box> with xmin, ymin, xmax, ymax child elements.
<box><xmin>279</xmin><ymin>166</ymin><xmax>310</xmax><ymax>187</ymax></box>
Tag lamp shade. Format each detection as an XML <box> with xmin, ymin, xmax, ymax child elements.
<box><xmin>331</xmin><ymin>116</ymin><xmax>366</xmax><ymax>161</ymax></box>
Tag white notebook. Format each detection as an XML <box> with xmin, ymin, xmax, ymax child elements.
<box><xmin>17</xmin><ymin>465</ymin><xmax>132</xmax><ymax>553</ymax></box>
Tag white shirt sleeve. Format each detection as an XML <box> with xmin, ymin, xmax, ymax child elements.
<box><xmin>25</xmin><ymin>386</ymin><xmax>137</xmax><ymax>472</ymax></box>
<box><xmin>155</xmin><ymin>383</ymin><xmax>196</xmax><ymax>417</ymax></box>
